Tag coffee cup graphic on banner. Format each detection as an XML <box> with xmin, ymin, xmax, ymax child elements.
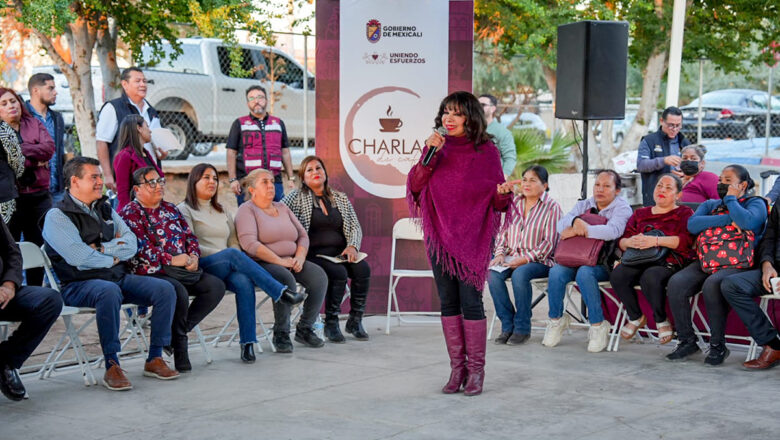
<box><xmin>379</xmin><ymin>106</ymin><xmax>403</xmax><ymax>132</ymax></box>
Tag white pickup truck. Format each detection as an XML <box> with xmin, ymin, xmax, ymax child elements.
<box><xmin>35</xmin><ymin>38</ymin><xmax>315</xmax><ymax>159</ymax></box>
<box><xmin>141</xmin><ymin>38</ymin><xmax>315</xmax><ymax>159</ymax></box>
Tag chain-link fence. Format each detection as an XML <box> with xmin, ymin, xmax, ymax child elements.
<box><xmin>680</xmin><ymin>63</ymin><xmax>779</xmax><ymax>144</ymax></box>
<box><xmin>136</xmin><ymin>33</ymin><xmax>315</xmax><ymax>160</ymax></box>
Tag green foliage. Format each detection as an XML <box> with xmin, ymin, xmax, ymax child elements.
<box><xmin>473</xmin><ymin>40</ymin><xmax>547</xmax><ymax>98</ymax></box>
<box><xmin>511</xmin><ymin>129</ymin><xmax>574</xmax><ymax>178</ymax></box>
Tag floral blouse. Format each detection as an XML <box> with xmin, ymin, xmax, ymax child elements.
<box><xmin>119</xmin><ymin>200</ymin><xmax>200</xmax><ymax>275</ymax></box>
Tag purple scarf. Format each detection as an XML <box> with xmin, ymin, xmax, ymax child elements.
<box><xmin>407</xmin><ymin>135</ymin><xmax>510</xmax><ymax>289</ymax></box>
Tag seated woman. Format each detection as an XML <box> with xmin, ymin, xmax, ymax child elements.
<box><xmin>679</xmin><ymin>144</ymin><xmax>718</xmax><ymax>203</ymax></box>
<box><xmin>543</xmin><ymin>169</ymin><xmax>633</xmax><ymax>353</ymax></box>
<box><xmin>235</xmin><ymin>168</ymin><xmax>327</xmax><ymax>353</ymax></box>
<box><xmin>487</xmin><ymin>165</ymin><xmax>562</xmax><ymax>345</ymax></box>
<box><xmin>610</xmin><ymin>174</ymin><xmax>694</xmax><ymax>345</ymax></box>
<box><xmin>722</xmin><ymin>202</ymin><xmax>780</xmax><ymax>370</ymax></box>
<box><xmin>113</xmin><ymin>114</ymin><xmax>163</xmax><ymax>211</ymax></box>
<box><xmin>666</xmin><ymin>164</ymin><xmax>768</xmax><ymax>365</ymax></box>
<box><xmin>178</xmin><ymin>163</ymin><xmax>304</xmax><ymax>363</ymax></box>
<box><xmin>282</xmin><ymin>156</ymin><xmax>371</xmax><ymax>342</ymax></box>
<box><xmin>119</xmin><ymin>167</ymin><xmax>226</xmax><ymax>372</ymax></box>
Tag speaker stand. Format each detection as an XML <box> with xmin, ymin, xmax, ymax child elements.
<box><xmin>581</xmin><ymin>120</ymin><xmax>589</xmax><ymax>201</ymax></box>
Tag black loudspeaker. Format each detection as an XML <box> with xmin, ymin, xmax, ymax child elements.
<box><xmin>555</xmin><ymin>21</ymin><xmax>629</xmax><ymax>120</ymax></box>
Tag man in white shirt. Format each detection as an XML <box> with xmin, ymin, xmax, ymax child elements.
<box><xmin>96</xmin><ymin>67</ymin><xmax>165</xmax><ymax>191</ymax></box>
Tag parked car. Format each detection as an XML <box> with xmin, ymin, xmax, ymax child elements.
<box><xmin>499</xmin><ymin>112</ymin><xmax>547</xmax><ymax>139</ymax></box>
<box><xmin>29</xmin><ymin>38</ymin><xmax>315</xmax><ymax>160</ymax></box>
<box><xmin>680</xmin><ymin>89</ymin><xmax>780</xmax><ymax>143</ymax></box>
<box><xmin>139</xmin><ymin>38</ymin><xmax>315</xmax><ymax>159</ymax></box>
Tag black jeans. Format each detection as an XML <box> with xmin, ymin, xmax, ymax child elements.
<box><xmin>431</xmin><ymin>261</ymin><xmax>485</xmax><ymax>320</ymax></box>
<box><xmin>9</xmin><ymin>191</ymin><xmax>52</xmax><ymax>287</ymax></box>
<box><xmin>0</xmin><ymin>286</ymin><xmax>62</xmax><ymax>369</ymax></box>
<box><xmin>721</xmin><ymin>269</ymin><xmax>780</xmax><ymax>346</ymax></box>
<box><xmin>153</xmin><ymin>272</ymin><xmax>226</xmax><ymax>343</ymax></box>
<box><xmin>258</xmin><ymin>261</ymin><xmax>328</xmax><ymax>333</ymax></box>
<box><xmin>307</xmin><ymin>255</ymin><xmax>371</xmax><ymax>320</ymax></box>
<box><xmin>667</xmin><ymin>262</ymin><xmax>743</xmax><ymax>345</ymax></box>
<box><xmin>610</xmin><ymin>262</ymin><xmax>676</xmax><ymax>323</ymax></box>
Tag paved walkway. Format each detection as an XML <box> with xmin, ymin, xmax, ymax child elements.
<box><xmin>2</xmin><ymin>315</ymin><xmax>776</xmax><ymax>440</ymax></box>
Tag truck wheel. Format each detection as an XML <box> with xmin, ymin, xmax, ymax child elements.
<box><xmin>159</xmin><ymin>112</ymin><xmax>195</xmax><ymax>160</ymax></box>
<box><xmin>190</xmin><ymin>142</ymin><xmax>214</xmax><ymax>156</ymax></box>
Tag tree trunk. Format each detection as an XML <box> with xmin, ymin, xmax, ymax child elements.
<box><xmin>64</xmin><ymin>19</ymin><xmax>99</xmax><ymax>158</ymax></box>
<box><xmin>542</xmin><ymin>63</ymin><xmax>561</xmax><ymax>134</ymax></box>
<box><xmin>622</xmin><ymin>48</ymin><xmax>668</xmax><ymax>156</ymax></box>
<box><xmin>97</xmin><ymin>16</ymin><xmax>121</xmax><ymax>101</ymax></box>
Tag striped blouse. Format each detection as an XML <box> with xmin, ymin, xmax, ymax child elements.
<box><xmin>494</xmin><ymin>191</ymin><xmax>563</xmax><ymax>267</ymax></box>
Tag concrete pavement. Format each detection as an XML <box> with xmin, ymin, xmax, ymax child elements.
<box><xmin>2</xmin><ymin>315</ymin><xmax>776</xmax><ymax>440</ymax></box>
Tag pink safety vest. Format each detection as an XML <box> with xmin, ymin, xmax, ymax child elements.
<box><xmin>238</xmin><ymin>115</ymin><xmax>284</xmax><ymax>174</ymax></box>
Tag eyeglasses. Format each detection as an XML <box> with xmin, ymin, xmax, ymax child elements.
<box><xmin>664</xmin><ymin>122</ymin><xmax>682</xmax><ymax>129</ymax></box>
<box><xmin>247</xmin><ymin>95</ymin><xmax>267</xmax><ymax>102</ymax></box>
<box><xmin>140</xmin><ymin>177</ymin><xmax>166</xmax><ymax>188</ymax></box>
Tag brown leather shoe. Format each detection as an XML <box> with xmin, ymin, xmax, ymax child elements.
<box><xmin>143</xmin><ymin>357</ymin><xmax>180</xmax><ymax>380</ymax></box>
<box><xmin>103</xmin><ymin>361</ymin><xmax>133</xmax><ymax>391</ymax></box>
<box><xmin>743</xmin><ymin>346</ymin><xmax>780</xmax><ymax>370</ymax></box>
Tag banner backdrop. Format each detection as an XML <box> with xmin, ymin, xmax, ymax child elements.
<box><xmin>316</xmin><ymin>0</ymin><xmax>474</xmax><ymax>313</ymax></box>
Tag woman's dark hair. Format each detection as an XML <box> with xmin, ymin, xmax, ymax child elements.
<box><xmin>433</xmin><ymin>91</ymin><xmax>491</xmax><ymax>146</ymax></box>
<box><xmin>185</xmin><ymin>163</ymin><xmax>223</xmax><ymax>213</ymax></box>
<box><xmin>132</xmin><ymin>166</ymin><xmax>157</xmax><ymax>185</ymax></box>
<box><xmin>657</xmin><ymin>173</ymin><xmax>683</xmax><ymax>193</ymax></box>
<box><xmin>116</xmin><ymin>114</ymin><xmax>145</xmax><ymax>157</ymax></box>
<box><xmin>594</xmin><ymin>169</ymin><xmax>622</xmax><ymax>189</ymax></box>
<box><xmin>723</xmin><ymin>164</ymin><xmax>755</xmax><ymax>191</ymax></box>
<box><xmin>522</xmin><ymin>165</ymin><xmax>550</xmax><ymax>192</ymax></box>
<box><xmin>0</xmin><ymin>87</ymin><xmax>31</xmax><ymax>122</ymax></box>
<box><xmin>298</xmin><ymin>155</ymin><xmax>333</xmax><ymax>201</ymax></box>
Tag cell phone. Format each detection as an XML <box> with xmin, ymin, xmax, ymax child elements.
<box><xmin>337</xmin><ymin>254</ymin><xmax>349</xmax><ymax>261</ymax></box>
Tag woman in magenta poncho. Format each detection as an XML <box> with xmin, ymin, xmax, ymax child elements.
<box><xmin>407</xmin><ymin>91</ymin><xmax>512</xmax><ymax>396</ymax></box>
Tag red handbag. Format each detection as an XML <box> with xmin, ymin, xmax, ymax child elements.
<box><xmin>696</xmin><ymin>226</ymin><xmax>755</xmax><ymax>274</ymax></box>
<box><xmin>554</xmin><ymin>213</ymin><xmax>608</xmax><ymax>267</ymax></box>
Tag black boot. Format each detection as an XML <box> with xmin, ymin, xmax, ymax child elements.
<box><xmin>323</xmin><ymin>278</ymin><xmax>347</xmax><ymax>343</ymax></box>
<box><xmin>324</xmin><ymin>318</ymin><xmax>345</xmax><ymax>343</ymax></box>
<box><xmin>241</xmin><ymin>343</ymin><xmax>256</xmax><ymax>363</ymax></box>
<box><xmin>345</xmin><ymin>312</ymin><xmax>369</xmax><ymax>340</ymax></box>
<box><xmin>704</xmin><ymin>343</ymin><xmax>730</xmax><ymax>366</ymax></box>
<box><xmin>666</xmin><ymin>338</ymin><xmax>700</xmax><ymax>362</ymax></box>
<box><xmin>346</xmin><ymin>276</ymin><xmax>370</xmax><ymax>340</ymax></box>
<box><xmin>0</xmin><ymin>363</ymin><xmax>25</xmax><ymax>401</ymax></box>
<box><xmin>173</xmin><ymin>336</ymin><xmax>192</xmax><ymax>372</ymax></box>
<box><xmin>279</xmin><ymin>288</ymin><xmax>305</xmax><ymax>306</ymax></box>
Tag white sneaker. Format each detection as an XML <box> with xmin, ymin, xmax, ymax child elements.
<box><xmin>542</xmin><ymin>315</ymin><xmax>571</xmax><ymax>347</ymax></box>
<box><xmin>587</xmin><ymin>321</ymin><xmax>611</xmax><ymax>353</ymax></box>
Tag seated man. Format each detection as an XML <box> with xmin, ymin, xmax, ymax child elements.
<box><xmin>42</xmin><ymin>157</ymin><xmax>179</xmax><ymax>391</ymax></box>
<box><xmin>0</xmin><ymin>220</ymin><xmax>62</xmax><ymax>401</ymax></box>
<box><xmin>721</xmin><ymin>202</ymin><xmax>780</xmax><ymax>370</ymax></box>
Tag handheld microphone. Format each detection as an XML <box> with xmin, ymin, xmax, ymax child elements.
<box><xmin>422</xmin><ymin>126</ymin><xmax>448</xmax><ymax>166</ymax></box>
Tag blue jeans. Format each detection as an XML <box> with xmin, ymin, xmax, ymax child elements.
<box><xmin>200</xmin><ymin>248</ymin><xmax>287</xmax><ymax>344</ymax></box>
<box><xmin>235</xmin><ymin>181</ymin><xmax>283</xmax><ymax>206</ymax></box>
<box><xmin>487</xmin><ymin>262</ymin><xmax>550</xmax><ymax>335</ymax></box>
<box><xmin>547</xmin><ymin>264</ymin><xmax>609</xmax><ymax>324</ymax></box>
<box><xmin>61</xmin><ymin>274</ymin><xmax>177</xmax><ymax>356</ymax></box>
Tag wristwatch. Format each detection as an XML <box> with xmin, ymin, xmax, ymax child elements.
<box><xmin>229</xmin><ymin>178</ymin><xmax>239</xmax><ymax>183</ymax></box>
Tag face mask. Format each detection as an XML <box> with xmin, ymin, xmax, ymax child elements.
<box><xmin>680</xmin><ymin>160</ymin><xmax>700</xmax><ymax>176</ymax></box>
<box><xmin>717</xmin><ymin>183</ymin><xmax>730</xmax><ymax>199</ymax></box>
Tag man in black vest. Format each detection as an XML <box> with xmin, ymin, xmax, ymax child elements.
<box><xmin>42</xmin><ymin>157</ymin><xmax>179</xmax><ymax>391</ymax></box>
<box><xmin>636</xmin><ymin>106</ymin><xmax>690</xmax><ymax>206</ymax></box>
<box><xmin>96</xmin><ymin>67</ymin><xmax>165</xmax><ymax>192</ymax></box>
<box><xmin>0</xmin><ymin>220</ymin><xmax>62</xmax><ymax>401</ymax></box>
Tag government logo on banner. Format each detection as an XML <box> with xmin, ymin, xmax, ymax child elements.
<box><xmin>366</xmin><ymin>19</ymin><xmax>381</xmax><ymax>43</ymax></box>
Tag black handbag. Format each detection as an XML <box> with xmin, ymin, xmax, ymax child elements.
<box><xmin>136</xmin><ymin>201</ymin><xmax>203</xmax><ymax>285</ymax></box>
<box><xmin>620</xmin><ymin>227</ymin><xmax>670</xmax><ymax>267</ymax></box>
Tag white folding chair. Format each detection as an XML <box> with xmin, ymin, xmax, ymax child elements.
<box><xmin>17</xmin><ymin>242</ymin><xmax>98</xmax><ymax>385</ymax></box>
<box><xmin>212</xmin><ymin>291</ymin><xmax>276</xmax><ymax>353</ymax></box>
<box><xmin>385</xmin><ymin>218</ymin><xmax>437</xmax><ymax>334</ymax></box>
<box><xmin>690</xmin><ymin>292</ymin><xmax>754</xmax><ymax>358</ymax></box>
<box><xmin>486</xmin><ymin>277</ymin><xmax>551</xmax><ymax>340</ymax></box>
<box><xmin>746</xmin><ymin>293</ymin><xmax>780</xmax><ymax>360</ymax></box>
